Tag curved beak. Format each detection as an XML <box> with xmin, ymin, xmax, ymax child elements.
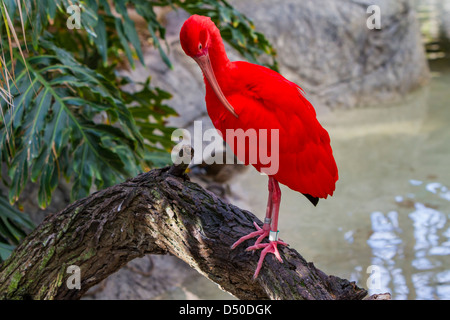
<box><xmin>194</xmin><ymin>54</ymin><xmax>238</xmax><ymax>118</ymax></box>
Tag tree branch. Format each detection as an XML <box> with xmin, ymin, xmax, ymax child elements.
<box><xmin>0</xmin><ymin>155</ymin><xmax>371</xmax><ymax>300</ymax></box>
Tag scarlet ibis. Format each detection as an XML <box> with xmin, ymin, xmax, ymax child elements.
<box><xmin>180</xmin><ymin>15</ymin><xmax>338</xmax><ymax>278</ymax></box>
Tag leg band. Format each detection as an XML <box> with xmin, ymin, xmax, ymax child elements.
<box><xmin>269</xmin><ymin>230</ymin><xmax>279</xmax><ymax>241</ymax></box>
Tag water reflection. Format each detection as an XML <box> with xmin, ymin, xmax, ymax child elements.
<box><xmin>364</xmin><ymin>178</ymin><xmax>450</xmax><ymax>299</ymax></box>
<box><xmin>356</xmin><ymin>1</ymin><xmax>450</xmax><ymax>300</ymax></box>
<box><xmin>367</xmin><ymin>210</ymin><xmax>404</xmax><ymax>297</ymax></box>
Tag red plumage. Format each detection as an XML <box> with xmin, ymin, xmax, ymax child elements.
<box><xmin>206</xmin><ymin>61</ymin><xmax>338</xmax><ymax>199</ymax></box>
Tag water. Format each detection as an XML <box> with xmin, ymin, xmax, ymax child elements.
<box><xmin>176</xmin><ymin>1</ymin><xmax>450</xmax><ymax>300</ymax></box>
<box><xmin>226</xmin><ymin>64</ymin><xmax>450</xmax><ymax>300</ymax></box>
<box><xmin>176</xmin><ymin>67</ymin><xmax>450</xmax><ymax>300</ymax></box>
<box><xmin>179</xmin><ymin>54</ymin><xmax>450</xmax><ymax>301</ymax></box>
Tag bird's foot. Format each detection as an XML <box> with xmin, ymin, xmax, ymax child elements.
<box><xmin>230</xmin><ymin>222</ymin><xmax>270</xmax><ymax>250</ymax></box>
<box><xmin>230</xmin><ymin>221</ymin><xmax>288</xmax><ymax>279</ymax></box>
<box><xmin>246</xmin><ymin>239</ymin><xmax>288</xmax><ymax>279</ymax></box>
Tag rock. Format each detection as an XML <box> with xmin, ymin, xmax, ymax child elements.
<box><xmin>126</xmin><ymin>0</ymin><xmax>430</xmax><ymax>125</ymax></box>
<box><xmin>228</xmin><ymin>0</ymin><xmax>430</xmax><ymax>110</ymax></box>
<box><xmin>83</xmin><ymin>255</ymin><xmax>203</xmax><ymax>300</ymax></box>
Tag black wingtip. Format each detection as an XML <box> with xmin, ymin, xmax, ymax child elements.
<box><xmin>303</xmin><ymin>193</ymin><xmax>319</xmax><ymax>206</ymax></box>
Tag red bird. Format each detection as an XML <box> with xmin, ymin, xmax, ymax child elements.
<box><xmin>180</xmin><ymin>15</ymin><xmax>338</xmax><ymax>278</ymax></box>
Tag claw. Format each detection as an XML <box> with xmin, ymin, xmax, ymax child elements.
<box><xmin>230</xmin><ymin>222</ymin><xmax>269</xmax><ymax>250</ymax></box>
<box><xmin>251</xmin><ymin>240</ymin><xmax>287</xmax><ymax>279</ymax></box>
<box><xmin>253</xmin><ymin>221</ymin><xmax>262</xmax><ymax>231</ymax></box>
<box><xmin>230</xmin><ymin>221</ymin><xmax>288</xmax><ymax>279</ymax></box>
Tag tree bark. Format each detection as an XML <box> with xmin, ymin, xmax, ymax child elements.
<box><xmin>0</xmin><ymin>159</ymin><xmax>370</xmax><ymax>300</ymax></box>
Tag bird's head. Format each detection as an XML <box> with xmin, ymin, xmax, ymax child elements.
<box><xmin>180</xmin><ymin>15</ymin><xmax>238</xmax><ymax>118</ymax></box>
<box><xmin>180</xmin><ymin>15</ymin><xmax>213</xmax><ymax>58</ymax></box>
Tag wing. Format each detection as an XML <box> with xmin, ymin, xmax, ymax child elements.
<box><xmin>207</xmin><ymin>61</ymin><xmax>338</xmax><ymax>199</ymax></box>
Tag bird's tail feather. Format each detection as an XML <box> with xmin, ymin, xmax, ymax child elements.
<box><xmin>303</xmin><ymin>193</ymin><xmax>319</xmax><ymax>206</ymax></box>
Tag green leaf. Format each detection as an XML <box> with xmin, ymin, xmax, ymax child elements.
<box><xmin>0</xmin><ymin>242</ymin><xmax>16</xmax><ymax>261</ymax></box>
<box><xmin>0</xmin><ymin>193</ymin><xmax>33</xmax><ymax>261</ymax></box>
<box><xmin>148</xmin><ymin>22</ymin><xmax>173</xmax><ymax>69</ymax></box>
<box><xmin>0</xmin><ymin>195</ymin><xmax>34</xmax><ymax>230</ymax></box>
<box><xmin>4</xmin><ymin>44</ymin><xmax>144</xmax><ymax>205</ymax></box>
<box><xmin>144</xmin><ymin>150</ymin><xmax>172</xmax><ymax>168</ymax></box>
<box><xmin>114</xmin><ymin>16</ymin><xmax>135</xmax><ymax>68</ymax></box>
<box><xmin>114</xmin><ymin>0</ymin><xmax>145</xmax><ymax>65</ymax></box>
<box><xmin>8</xmin><ymin>148</ymin><xmax>28</xmax><ymax>204</ymax></box>
<box><xmin>93</xmin><ymin>15</ymin><xmax>108</xmax><ymax>65</ymax></box>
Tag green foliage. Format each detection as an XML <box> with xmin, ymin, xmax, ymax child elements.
<box><xmin>0</xmin><ymin>0</ymin><xmax>277</xmax><ymax>261</ymax></box>
<box><xmin>0</xmin><ymin>195</ymin><xmax>34</xmax><ymax>261</ymax></box>
<box><xmin>174</xmin><ymin>0</ymin><xmax>278</xmax><ymax>70</ymax></box>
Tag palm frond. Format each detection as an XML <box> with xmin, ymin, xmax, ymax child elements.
<box><xmin>0</xmin><ymin>193</ymin><xmax>34</xmax><ymax>262</ymax></box>
<box><xmin>3</xmin><ymin>38</ymin><xmax>147</xmax><ymax>206</ymax></box>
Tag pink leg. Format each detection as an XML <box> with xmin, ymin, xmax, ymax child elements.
<box><xmin>246</xmin><ymin>177</ymin><xmax>288</xmax><ymax>279</ymax></box>
<box><xmin>230</xmin><ymin>179</ymin><xmax>273</xmax><ymax>249</ymax></box>
<box><xmin>247</xmin><ymin>239</ymin><xmax>288</xmax><ymax>279</ymax></box>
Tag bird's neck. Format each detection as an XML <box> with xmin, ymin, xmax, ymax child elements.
<box><xmin>208</xmin><ymin>31</ymin><xmax>232</xmax><ymax>81</ymax></box>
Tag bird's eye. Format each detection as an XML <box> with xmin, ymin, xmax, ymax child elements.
<box><xmin>198</xmin><ymin>43</ymin><xmax>202</xmax><ymax>50</ymax></box>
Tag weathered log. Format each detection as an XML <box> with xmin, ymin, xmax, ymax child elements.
<box><xmin>0</xmin><ymin>157</ymin><xmax>370</xmax><ymax>300</ymax></box>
